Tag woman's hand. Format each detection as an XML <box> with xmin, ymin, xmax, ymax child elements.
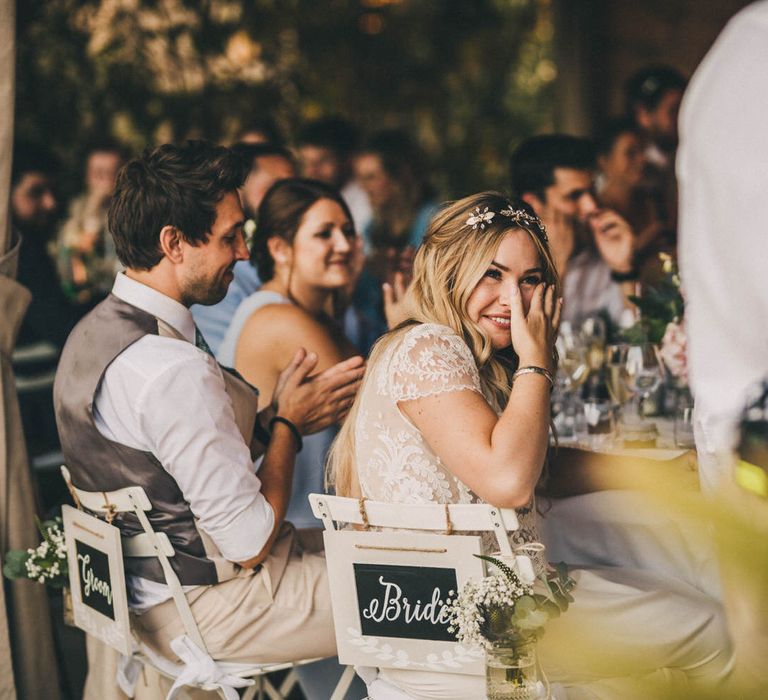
<box><xmin>383</xmin><ymin>271</ymin><xmax>411</xmax><ymax>329</ymax></box>
<box><xmin>508</xmin><ymin>282</ymin><xmax>561</xmax><ymax>371</ymax></box>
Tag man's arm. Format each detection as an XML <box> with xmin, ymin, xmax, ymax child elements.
<box><xmin>589</xmin><ymin>209</ymin><xmax>639</xmax><ymax>313</ymax></box>
<box><xmin>238</xmin><ymin>350</ymin><xmax>364</xmax><ymax>568</ymax></box>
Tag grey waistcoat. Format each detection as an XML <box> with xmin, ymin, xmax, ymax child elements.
<box><xmin>53</xmin><ymin>294</ymin><xmax>259</xmax><ymax>586</ymax></box>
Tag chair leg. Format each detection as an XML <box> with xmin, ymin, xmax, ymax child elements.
<box><xmin>330</xmin><ymin>665</ymin><xmax>357</xmax><ymax>700</ymax></box>
<box><xmin>278</xmin><ymin>668</ymin><xmax>298</xmax><ymax>696</ymax></box>
<box><xmin>262</xmin><ymin>675</ymin><xmax>285</xmax><ymax>700</ymax></box>
<box><xmin>241</xmin><ymin>681</ymin><xmax>259</xmax><ymax>700</ymax></box>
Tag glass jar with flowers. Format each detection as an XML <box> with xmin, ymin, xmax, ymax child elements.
<box><xmin>446</xmin><ymin>555</ymin><xmax>575</xmax><ymax>700</ymax></box>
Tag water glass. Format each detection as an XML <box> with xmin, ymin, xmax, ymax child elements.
<box><xmin>579</xmin><ymin>400</ymin><xmax>617</xmax><ymax>449</ymax></box>
<box><xmin>674</xmin><ymin>389</ymin><xmax>696</xmax><ymax>449</ymax></box>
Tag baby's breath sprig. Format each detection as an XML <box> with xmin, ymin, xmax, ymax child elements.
<box><xmin>445</xmin><ymin>554</ymin><xmax>575</xmax><ymax>651</ymax></box>
<box><xmin>2</xmin><ymin>516</ymin><xmax>69</xmax><ymax>589</ymax></box>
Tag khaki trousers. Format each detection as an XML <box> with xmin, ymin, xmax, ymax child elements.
<box><xmin>133</xmin><ymin>527</ymin><xmax>336</xmax><ymax>664</ymax></box>
<box><xmin>84</xmin><ymin>528</ymin><xmax>337</xmax><ymax>700</ymax></box>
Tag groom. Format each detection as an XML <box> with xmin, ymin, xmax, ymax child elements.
<box><xmin>54</xmin><ymin>141</ymin><xmax>364</xmax><ymax>695</ymax></box>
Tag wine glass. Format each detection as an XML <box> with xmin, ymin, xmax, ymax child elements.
<box><xmin>605</xmin><ymin>344</ymin><xmax>630</xmax><ymax>405</ymax></box>
<box><xmin>620</xmin><ymin>343</ymin><xmax>666</xmax><ymax>423</ymax></box>
<box><xmin>556</xmin><ymin>323</ymin><xmax>590</xmax><ymax>393</ymax></box>
<box><xmin>580</xmin><ymin>316</ymin><xmax>607</xmax><ymax>373</ymax></box>
<box><xmin>554</xmin><ymin>323</ymin><xmax>589</xmax><ymax>439</ymax></box>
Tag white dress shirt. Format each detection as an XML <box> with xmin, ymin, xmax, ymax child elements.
<box><xmin>562</xmin><ymin>250</ymin><xmax>635</xmax><ymax>329</ymax></box>
<box><xmin>677</xmin><ymin>1</ymin><xmax>768</xmax><ymax>490</ymax></box>
<box><xmin>94</xmin><ymin>273</ymin><xmax>274</xmax><ymax>610</ymax></box>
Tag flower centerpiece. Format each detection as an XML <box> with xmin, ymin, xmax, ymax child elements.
<box><xmin>446</xmin><ymin>554</ymin><xmax>575</xmax><ymax>700</ymax></box>
<box><xmin>3</xmin><ymin>516</ymin><xmax>72</xmax><ymax>623</ymax></box>
<box><xmin>621</xmin><ymin>252</ymin><xmax>690</xmax><ymax>423</ymax></box>
<box><xmin>622</xmin><ymin>252</ymin><xmax>684</xmax><ymax>345</ymax></box>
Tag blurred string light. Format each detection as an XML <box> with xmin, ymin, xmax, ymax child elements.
<box><xmin>359</xmin><ymin>0</ymin><xmax>404</xmax><ymax>34</ymax></box>
<box><xmin>73</xmin><ymin>0</ymin><xmax>270</xmax><ymax>93</ymax></box>
<box><xmin>359</xmin><ymin>13</ymin><xmax>385</xmax><ymax>34</ymax></box>
<box><xmin>21</xmin><ymin>0</ymin><xmax>556</xmax><ymax>195</ymax></box>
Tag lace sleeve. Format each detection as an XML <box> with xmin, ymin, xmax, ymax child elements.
<box><xmin>385</xmin><ymin>324</ymin><xmax>483</xmax><ymax>402</ymax></box>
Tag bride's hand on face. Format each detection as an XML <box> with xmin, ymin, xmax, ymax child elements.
<box><xmin>508</xmin><ymin>281</ymin><xmax>562</xmax><ymax>372</ymax></box>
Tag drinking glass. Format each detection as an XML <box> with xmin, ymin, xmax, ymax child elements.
<box><xmin>605</xmin><ymin>344</ymin><xmax>630</xmax><ymax>405</ymax></box>
<box><xmin>606</xmin><ymin>343</ymin><xmax>664</xmax><ymax>433</ymax></box>
<box><xmin>554</xmin><ymin>324</ymin><xmax>589</xmax><ymax>439</ymax></box>
<box><xmin>556</xmin><ymin>324</ymin><xmax>590</xmax><ymax>393</ymax></box>
<box><xmin>620</xmin><ymin>343</ymin><xmax>666</xmax><ymax>422</ymax></box>
<box><xmin>580</xmin><ymin>316</ymin><xmax>607</xmax><ymax>373</ymax></box>
<box><xmin>578</xmin><ymin>400</ymin><xmax>617</xmax><ymax>450</ymax></box>
<box><xmin>674</xmin><ymin>386</ymin><xmax>696</xmax><ymax>449</ymax></box>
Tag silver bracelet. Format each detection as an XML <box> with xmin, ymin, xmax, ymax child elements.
<box><xmin>512</xmin><ymin>365</ymin><xmax>554</xmax><ymax>390</ymax></box>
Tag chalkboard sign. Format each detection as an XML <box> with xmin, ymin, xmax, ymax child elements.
<box><xmin>62</xmin><ymin>505</ymin><xmax>132</xmax><ymax>656</ymax></box>
<box><xmin>355</xmin><ymin>563</ymin><xmax>457</xmax><ymax>641</ymax></box>
<box><xmin>323</xmin><ymin>529</ymin><xmax>485</xmax><ymax>675</ymax></box>
<box><xmin>75</xmin><ymin>540</ymin><xmax>115</xmax><ymax>620</ymax></box>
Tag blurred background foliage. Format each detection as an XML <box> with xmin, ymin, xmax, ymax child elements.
<box><xmin>16</xmin><ymin>0</ymin><xmax>555</xmax><ymax>199</ymax></box>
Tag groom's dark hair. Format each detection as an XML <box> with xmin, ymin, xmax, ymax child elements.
<box><xmin>109</xmin><ymin>140</ymin><xmax>248</xmax><ymax>270</ymax></box>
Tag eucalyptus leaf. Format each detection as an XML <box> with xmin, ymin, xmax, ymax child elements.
<box><xmin>2</xmin><ymin>549</ymin><xmax>30</xmax><ymax>580</ymax></box>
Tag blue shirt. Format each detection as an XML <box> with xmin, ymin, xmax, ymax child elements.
<box><xmin>191</xmin><ymin>261</ymin><xmax>261</xmax><ymax>355</ymax></box>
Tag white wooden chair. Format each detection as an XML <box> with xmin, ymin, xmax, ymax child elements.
<box><xmin>61</xmin><ymin>467</ymin><xmax>356</xmax><ymax>700</ymax></box>
<box><xmin>309</xmin><ymin>494</ymin><xmax>539</xmax><ymax>700</ymax></box>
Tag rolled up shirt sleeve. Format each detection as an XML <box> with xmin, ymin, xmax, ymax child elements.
<box><xmin>134</xmin><ymin>351</ymin><xmax>275</xmax><ymax>562</ymax></box>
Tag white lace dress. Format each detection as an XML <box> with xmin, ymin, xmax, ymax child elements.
<box><xmin>355</xmin><ymin>322</ymin><xmax>544</xmax><ymax>569</ymax></box>
<box><xmin>352</xmin><ymin>323</ymin><xmax>733</xmax><ymax>700</ymax></box>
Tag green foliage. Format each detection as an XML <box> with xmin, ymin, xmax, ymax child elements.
<box><xmin>2</xmin><ymin>549</ymin><xmax>31</xmax><ymax>581</ymax></box>
<box><xmin>474</xmin><ymin>553</ymin><xmax>575</xmax><ymax>644</ymax></box>
<box><xmin>2</xmin><ymin>516</ymin><xmax>69</xmax><ymax>589</ymax></box>
<box><xmin>17</xmin><ymin>0</ymin><xmax>554</xmax><ymax>200</ymax></box>
<box><xmin>621</xmin><ymin>255</ymin><xmax>684</xmax><ymax>343</ymax></box>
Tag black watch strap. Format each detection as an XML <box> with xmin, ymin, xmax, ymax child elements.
<box><xmin>610</xmin><ymin>267</ymin><xmax>639</xmax><ymax>282</ymax></box>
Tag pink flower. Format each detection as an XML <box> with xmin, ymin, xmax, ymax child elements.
<box><xmin>660</xmin><ymin>321</ymin><xmax>688</xmax><ymax>381</ymax></box>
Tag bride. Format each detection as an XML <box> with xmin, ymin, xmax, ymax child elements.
<box><xmin>328</xmin><ymin>192</ymin><xmax>732</xmax><ymax>699</ymax></box>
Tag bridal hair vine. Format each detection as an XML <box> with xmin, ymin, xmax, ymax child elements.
<box><xmin>465</xmin><ymin>205</ymin><xmax>548</xmax><ymax>243</ymax></box>
<box><xmin>465</xmin><ymin>206</ymin><xmax>495</xmax><ymax>230</ymax></box>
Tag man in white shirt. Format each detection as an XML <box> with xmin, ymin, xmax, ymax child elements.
<box><xmin>510</xmin><ymin>135</ymin><xmax>637</xmax><ymax>330</ymax></box>
<box><xmin>54</xmin><ymin>141</ymin><xmax>364</xmax><ymax>692</ymax></box>
<box><xmin>678</xmin><ymin>2</ymin><xmax>768</xmax><ymax>687</ymax></box>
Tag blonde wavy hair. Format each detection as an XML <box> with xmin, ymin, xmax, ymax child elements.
<box><xmin>327</xmin><ymin>191</ymin><xmax>561</xmax><ymax>497</ymax></box>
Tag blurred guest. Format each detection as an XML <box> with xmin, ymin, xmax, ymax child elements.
<box><xmin>191</xmin><ymin>142</ymin><xmax>296</xmax><ymax>353</ymax></box>
<box><xmin>232</xmin><ymin>142</ymin><xmax>295</xmax><ymax>220</ymax></box>
<box><xmin>236</xmin><ymin>116</ymin><xmax>284</xmax><ymax>146</ymax></box>
<box><xmin>219</xmin><ymin>178</ymin><xmax>358</xmax><ymax>529</ymax></box>
<box><xmin>11</xmin><ymin>143</ymin><xmax>81</xmax><ymax>459</ymax></box>
<box><xmin>218</xmin><ymin>177</ymin><xmax>367</xmax><ymax>700</ymax></box>
<box><xmin>625</xmin><ymin>65</ymin><xmax>687</xmax><ymax>231</ymax></box>
<box><xmin>297</xmin><ymin>116</ymin><xmax>372</xmax><ymax>233</ymax></box>
<box><xmin>352</xmin><ymin>129</ymin><xmax>439</xmax><ymax>351</ymax></box>
<box><xmin>596</xmin><ymin>117</ymin><xmax>667</xmax><ymax>255</ymax></box>
<box><xmin>12</xmin><ymin>143</ymin><xmax>81</xmax><ymax>349</ymax></box>
<box><xmin>511</xmin><ymin>134</ymin><xmax>637</xmax><ymax>331</ymax></box>
<box><xmin>54</xmin><ymin>141</ymin><xmax>125</xmax><ymax>305</ymax></box>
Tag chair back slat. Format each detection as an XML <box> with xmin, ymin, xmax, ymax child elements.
<box><xmin>122</xmin><ymin>532</ymin><xmax>175</xmax><ymax>558</ymax></box>
<box><xmin>61</xmin><ymin>465</ymin><xmax>152</xmax><ymax>513</ymax></box>
<box><xmin>310</xmin><ymin>494</ymin><xmax>519</xmax><ymax>533</ymax></box>
<box><xmin>309</xmin><ymin>494</ymin><xmax>537</xmax><ymax>677</ymax></box>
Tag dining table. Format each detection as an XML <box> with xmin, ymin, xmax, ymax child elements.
<box><xmin>537</xmin><ymin>417</ymin><xmax>722</xmax><ymax>601</ymax></box>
